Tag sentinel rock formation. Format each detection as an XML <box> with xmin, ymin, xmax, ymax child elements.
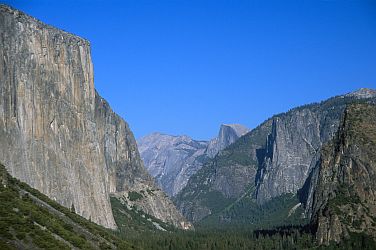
<box><xmin>176</xmin><ymin>90</ymin><xmax>376</xmax><ymax>223</ymax></box>
<box><xmin>255</xmin><ymin>108</ymin><xmax>340</xmax><ymax>204</ymax></box>
<box><xmin>0</xmin><ymin>5</ymin><xmax>190</xmax><ymax>230</ymax></box>
<box><xmin>138</xmin><ymin>124</ymin><xmax>249</xmax><ymax>197</ymax></box>
<box><xmin>255</xmin><ymin>92</ymin><xmax>376</xmax><ymax>204</ymax></box>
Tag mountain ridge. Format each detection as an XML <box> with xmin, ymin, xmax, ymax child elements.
<box><xmin>138</xmin><ymin>124</ymin><xmax>249</xmax><ymax>197</ymax></box>
<box><xmin>306</xmin><ymin>103</ymin><xmax>376</xmax><ymax>244</ymax></box>
<box><xmin>175</xmin><ymin>88</ymin><xmax>376</xmax><ymax>224</ymax></box>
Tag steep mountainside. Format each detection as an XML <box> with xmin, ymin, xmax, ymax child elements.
<box><xmin>307</xmin><ymin>104</ymin><xmax>376</xmax><ymax>245</ymax></box>
<box><xmin>138</xmin><ymin>133</ymin><xmax>209</xmax><ymax>197</ymax></box>
<box><xmin>138</xmin><ymin>124</ymin><xmax>249</xmax><ymax>197</ymax></box>
<box><xmin>0</xmin><ymin>164</ymin><xmax>134</xmax><ymax>250</ymax></box>
<box><xmin>175</xmin><ymin>90</ymin><xmax>376</xmax><ymax>224</ymax></box>
<box><xmin>0</xmin><ymin>4</ymin><xmax>190</xmax><ymax>230</ymax></box>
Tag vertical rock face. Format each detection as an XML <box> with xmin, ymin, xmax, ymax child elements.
<box><xmin>138</xmin><ymin>133</ymin><xmax>209</xmax><ymax>197</ymax></box>
<box><xmin>255</xmin><ymin>93</ymin><xmax>376</xmax><ymax>205</ymax></box>
<box><xmin>94</xmin><ymin>94</ymin><xmax>151</xmax><ymax>194</ymax></box>
<box><xmin>0</xmin><ymin>5</ymin><xmax>116</xmax><ymax>228</ymax></box>
<box><xmin>255</xmin><ymin>108</ymin><xmax>341</xmax><ymax>204</ymax></box>
<box><xmin>206</xmin><ymin>124</ymin><xmax>249</xmax><ymax>158</ymax></box>
<box><xmin>176</xmin><ymin>92</ymin><xmax>376</xmax><ymax>223</ymax></box>
<box><xmin>308</xmin><ymin>104</ymin><xmax>376</xmax><ymax>244</ymax></box>
<box><xmin>0</xmin><ymin>4</ymin><xmax>190</xmax><ymax>230</ymax></box>
<box><xmin>138</xmin><ymin>124</ymin><xmax>249</xmax><ymax>197</ymax></box>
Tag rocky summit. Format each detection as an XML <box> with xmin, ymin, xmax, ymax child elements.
<box><xmin>0</xmin><ymin>4</ymin><xmax>190</xmax><ymax>230</ymax></box>
<box><xmin>206</xmin><ymin>124</ymin><xmax>250</xmax><ymax>158</ymax></box>
<box><xmin>138</xmin><ymin>124</ymin><xmax>249</xmax><ymax>197</ymax></box>
<box><xmin>345</xmin><ymin>88</ymin><xmax>376</xmax><ymax>99</ymax></box>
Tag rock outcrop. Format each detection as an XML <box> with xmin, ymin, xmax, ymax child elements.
<box><xmin>176</xmin><ymin>90</ymin><xmax>376</xmax><ymax>223</ymax></box>
<box><xmin>255</xmin><ymin>106</ymin><xmax>342</xmax><ymax>204</ymax></box>
<box><xmin>345</xmin><ymin>88</ymin><xmax>376</xmax><ymax>99</ymax></box>
<box><xmin>0</xmin><ymin>4</ymin><xmax>190</xmax><ymax>230</ymax></box>
<box><xmin>206</xmin><ymin>124</ymin><xmax>249</xmax><ymax>158</ymax></box>
<box><xmin>138</xmin><ymin>133</ymin><xmax>209</xmax><ymax>197</ymax></box>
<box><xmin>138</xmin><ymin>124</ymin><xmax>249</xmax><ymax>197</ymax></box>
<box><xmin>308</xmin><ymin>104</ymin><xmax>376</xmax><ymax>244</ymax></box>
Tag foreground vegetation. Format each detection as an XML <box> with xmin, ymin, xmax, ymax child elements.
<box><xmin>0</xmin><ymin>164</ymin><xmax>134</xmax><ymax>249</ymax></box>
<box><xmin>1</xmin><ymin>161</ymin><xmax>376</xmax><ymax>249</ymax></box>
<box><xmin>125</xmin><ymin>227</ymin><xmax>376</xmax><ymax>250</ymax></box>
<box><xmin>111</xmin><ymin>189</ymin><xmax>376</xmax><ymax>249</ymax></box>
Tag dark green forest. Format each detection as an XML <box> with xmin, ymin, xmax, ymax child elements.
<box><xmin>110</xmin><ymin>184</ymin><xmax>376</xmax><ymax>250</ymax></box>
<box><xmin>2</xmin><ymin>161</ymin><xmax>375</xmax><ymax>250</ymax></box>
<box><xmin>124</xmin><ymin>227</ymin><xmax>376</xmax><ymax>250</ymax></box>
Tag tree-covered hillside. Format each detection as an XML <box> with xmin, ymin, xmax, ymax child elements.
<box><xmin>0</xmin><ymin>164</ymin><xmax>134</xmax><ymax>250</ymax></box>
<box><xmin>175</xmin><ymin>94</ymin><xmax>376</xmax><ymax>226</ymax></box>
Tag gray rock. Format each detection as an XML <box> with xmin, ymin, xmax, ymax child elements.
<box><xmin>308</xmin><ymin>104</ymin><xmax>376</xmax><ymax>244</ymax></box>
<box><xmin>206</xmin><ymin>124</ymin><xmax>249</xmax><ymax>158</ymax></box>
<box><xmin>255</xmin><ymin>108</ymin><xmax>340</xmax><ymax>204</ymax></box>
<box><xmin>345</xmin><ymin>88</ymin><xmax>376</xmax><ymax>99</ymax></box>
<box><xmin>138</xmin><ymin>133</ymin><xmax>209</xmax><ymax>197</ymax></box>
<box><xmin>138</xmin><ymin>124</ymin><xmax>249</xmax><ymax>197</ymax></box>
<box><xmin>176</xmin><ymin>90</ymin><xmax>376</xmax><ymax>223</ymax></box>
<box><xmin>0</xmin><ymin>4</ymin><xmax>191</xmax><ymax>230</ymax></box>
<box><xmin>254</xmin><ymin>93</ymin><xmax>376</xmax><ymax>205</ymax></box>
<box><xmin>256</xmin><ymin>90</ymin><xmax>376</xmax><ymax>205</ymax></box>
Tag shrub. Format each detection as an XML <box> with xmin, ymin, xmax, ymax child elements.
<box><xmin>128</xmin><ymin>191</ymin><xmax>143</xmax><ymax>201</ymax></box>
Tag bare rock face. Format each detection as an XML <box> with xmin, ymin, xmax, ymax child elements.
<box><xmin>175</xmin><ymin>121</ymin><xmax>268</xmax><ymax>222</ymax></box>
<box><xmin>206</xmin><ymin>124</ymin><xmax>249</xmax><ymax>158</ymax></box>
<box><xmin>255</xmin><ymin>107</ymin><xmax>340</xmax><ymax>204</ymax></box>
<box><xmin>138</xmin><ymin>133</ymin><xmax>209</xmax><ymax>197</ymax></box>
<box><xmin>308</xmin><ymin>104</ymin><xmax>376</xmax><ymax>244</ymax></box>
<box><xmin>138</xmin><ymin>124</ymin><xmax>249</xmax><ymax>197</ymax></box>
<box><xmin>255</xmin><ymin>92</ymin><xmax>376</xmax><ymax>204</ymax></box>
<box><xmin>345</xmin><ymin>88</ymin><xmax>376</xmax><ymax>99</ymax></box>
<box><xmin>176</xmin><ymin>91</ymin><xmax>376</xmax><ymax>223</ymax></box>
<box><xmin>0</xmin><ymin>4</ymin><xmax>191</xmax><ymax>230</ymax></box>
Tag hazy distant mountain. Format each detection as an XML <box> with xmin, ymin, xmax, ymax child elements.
<box><xmin>138</xmin><ymin>124</ymin><xmax>249</xmax><ymax>196</ymax></box>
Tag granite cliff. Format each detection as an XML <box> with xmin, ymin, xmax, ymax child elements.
<box><xmin>307</xmin><ymin>104</ymin><xmax>376</xmax><ymax>244</ymax></box>
<box><xmin>176</xmin><ymin>90</ymin><xmax>376</xmax><ymax>224</ymax></box>
<box><xmin>0</xmin><ymin>4</ymin><xmax>190</xmax><ymax>230</ymax></box>
<box><xmin>138</xmin><ymin>133</ymin><xmax>209</xmax><ymax>197</ymax></box>
<box><xmin>138</xmin><ymin>124</ymin><xmax>249</xmax><ymax>197</ymax></box>
<box><xmin>206</xmin><ymin>124</ymin><xmax>250</xmax><ymax>158</ymax></box>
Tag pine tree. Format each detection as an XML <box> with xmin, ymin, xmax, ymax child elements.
<box><xmin>71</xmin><ymin>203</ymin><xmax>76</xmax><ymax>213</ymax></box>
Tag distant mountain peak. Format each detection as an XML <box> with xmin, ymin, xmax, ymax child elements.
<box><xmin>138</xmin><ymin>123</ymin><xmax>249</xmax><ymax>196</ymax></box>
<box><xmin>220</xmin><ymin>124</ymin><xmax>250</xmax><ymax>137</ymax></box>
<box><xmin>346</xmin><ymin>88</ymin><xmax>376</xmax><ymax>99</ymax></box>
<box><xmin>206</xmin><ymin>124</ymin><xmax>249</xmax><ymax>158</ymax></box>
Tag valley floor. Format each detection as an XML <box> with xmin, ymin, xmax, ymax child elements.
<box><xmin>124</xmin><ymin>227</ymin><xmax>376</xmax><ymax>250</ymax></box>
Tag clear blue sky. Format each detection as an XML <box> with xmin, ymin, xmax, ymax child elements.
<box><xmin>4</xmin><ymin>0</ymin><xmax>376</xmax><ymax>140</ymax></box>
